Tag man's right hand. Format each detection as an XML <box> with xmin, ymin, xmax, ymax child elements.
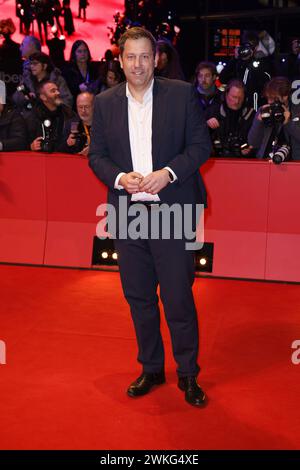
<box><xmin>119</xmin><ymin>172</ymin><xmax>144</xmax><ymax>194</ymax></box>
<box><xmin>207</xmin><ymin>118</ymin><xmax>220</xmax><ymax>129</ymax></box>
<box><xmin>30</xmin><ymin>137</ymin><xmax>43</xmax><ymax>151</ymax></box>
<box><xmin>67</xmin><ymin>133</ymin><xmax>77</xmax><ymax>147</ymax></box>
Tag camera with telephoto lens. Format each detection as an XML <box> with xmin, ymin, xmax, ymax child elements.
<box><xmin>237</xmin><ymin>42</ymin><xmax>255</xmax><ymax>60</ymax></box>
<box><xmin>269</xmin><ymin>143</ymin><xmax>290</xmax><ymax>164</ymax></box>
<box><xmin>16</xmin><ymin>84</ymin><xmax>35</xmax><ymax>110</ymax></box>
<box><xmin>40</xmin><ymin>119</ymin><xmax>54</xmax><ymax>153</ymax></box>
<box><xmin>260</xmin><ymin>100</ymin><xmax>285</xmax><ymax>127</ymax></box>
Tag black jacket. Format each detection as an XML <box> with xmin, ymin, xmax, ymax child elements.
<box><xmin>220</xmin><ymin>56</ymin><xmax>273</xmax><ymax>110</ymax></box>
<box><xmin>207</xmin><ymin>101</ymin><xmax>255</xmax><ymax>157</ymax></box>
<box><xmin>248</xmin><ymin>101</ymin><xmax>300</xmax><ymax>161</ymax></box>
<box><xmin>62</xmin><ymin>119</ymin><xmax>90</xmax><ymax>154</ymax></box>
<box><xmin>0</xmin><ymin>106</ymin><xmax>28</xmax><ymax>151</ymax></box>
<box><xmin>196</xmin><ymin>87</ymin><xmax>223</xmax><ymax>119</ymax></box>
<box><xmin>23</xmin><ymin>100</ymin><xmax>77</xmax><ymax>152</ymax></box>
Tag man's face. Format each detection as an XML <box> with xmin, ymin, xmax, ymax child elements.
<box><xmin>40</xmin><ymin>83</ymin><xmax>62</xmax><ymax>108</ymax></box>
<box><xmin>76</xmin><ymin>94</ymin><xmax>94</xmax><ymax>122</ymax></box>
<box><xmin>197</xmin><ymin>68</ymin><xmax>215</xmax><ymax>90</ymax></box>
<box><xmin>226</xmin><ymin>86</ymin><xmax>245</xmax><ymax>111</ymax></box>
<box><xmin>120</xmin><ymin>38</ymin><xmax>156</xmax><ymax>91</ymax></box>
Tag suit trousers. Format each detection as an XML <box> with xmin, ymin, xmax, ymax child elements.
<box><xmin>114</xmin><ymin>206</ymin><xmax>200</xmax><ymax>378</ymax></box>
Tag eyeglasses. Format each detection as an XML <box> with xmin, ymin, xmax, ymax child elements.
<box><xmin>77</xmin><ymin>105</ymin><xmax>92</xmax><ymax>111</ymax></box>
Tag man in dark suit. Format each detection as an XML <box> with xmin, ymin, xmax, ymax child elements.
<box><xmin>89</xmin><ymin>27</ymin><xmax>211</xmax><ymax>407</ymax></box>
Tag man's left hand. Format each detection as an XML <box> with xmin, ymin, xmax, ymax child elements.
<box><xmin>139</xmin><ymin>169</ymin><xmax>170</xmax><ymax>195</ymax></box>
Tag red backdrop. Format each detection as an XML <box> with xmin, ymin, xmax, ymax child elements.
<box><xmin>1</xmin><ymin>152</ymin><xmax>300</xmax><ymax>282</ymax></box>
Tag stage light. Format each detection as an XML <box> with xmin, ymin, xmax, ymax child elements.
<box><xmin>194</xmin><ymin>243</ymin><xmax>214</xmax><ymax>273</ymax></box>
<box><xmin>92</xmin><ymin>237</ymin><xmax>118</xmax><ymax>267</ymax></box>
<box><xmin>92</xmin><ymin>238</ymin><xmax>213</xmax><ymax>272</ymax></box>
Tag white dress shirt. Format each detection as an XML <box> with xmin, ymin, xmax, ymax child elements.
<box><xmin>114</xmin><ymin>80</ymin><xmax>177</xmax><ymax>201</ymax></box>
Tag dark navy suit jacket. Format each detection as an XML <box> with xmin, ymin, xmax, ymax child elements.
<box><xmin>89</xmin><ymin>77</ymin><xmax>211</xmax><ymax>210</ymax></box>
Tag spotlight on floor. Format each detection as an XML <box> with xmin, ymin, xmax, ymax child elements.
<box><xmin>92</xmin><ymin>238</ymin><xmax>213</xmax><ymax>273</ymax></box>
<box><xmin>92</xmin><ymin>237</ymin><xmax>118</xmax><ymax>267</ymax></box>
<box><xmin>194</xmin><ymin>243</ymin><xmax>214</xmax><ymax>273</ymax></box>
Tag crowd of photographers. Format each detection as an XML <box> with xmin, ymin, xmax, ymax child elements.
<box><xmin>0</xmin><ymin>19</ymin><xmax>300</xmax><ymax>164</ymax></box>
<box><xmin>195</xmin><ymin>30</ymin><xmax>300</xmax><ymax>164</ymax></box>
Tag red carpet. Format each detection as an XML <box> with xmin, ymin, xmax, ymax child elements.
<box><xmin>0</xmin><ymin>264</ymin><xmax>299</xmax><ymax>449</ymax></box>
<box><xmin>1</xmin><ymin>0</ymin><xmax>124</xmax><ymax>60</ymax></box>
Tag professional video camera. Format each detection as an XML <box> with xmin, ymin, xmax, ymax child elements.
<box><xmin>260</xmin><ymin>100</ymin><xmax>285</xmax><ymax>127</ymax></box>
<box><xmin>41</xmin><ymin>119</ymin><xmax>54</xmax><ymax>153</ymax></box>
<box><xmin>213</xmin><ymin>134</ymin><xmax>250</xmax><ymax>157</ymax></box>
<box><xmin>237</xmin><ymin>42</ymin><xmax>255</xmax><ymax>60</ymax></box>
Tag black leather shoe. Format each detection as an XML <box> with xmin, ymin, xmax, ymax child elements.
<box><xmin>127</xmin><ymin>371</ymin><xmax>166</xmax><ymax>397</ymax></box>
<box><xmin>178</xmin><ymin>376</ymin><xmax>206</xmax><ymax>407</ymax></box>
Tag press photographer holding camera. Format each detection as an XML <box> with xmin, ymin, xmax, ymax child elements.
<box><xmin>206</xmin><ymin>79</ymin><xmax>255</xmax><ymax>158</ymax></box>
<box><xmin>248</xmin><ymin>76</ymin><xmax>300</xmax><ymax>163</ymax></box>
<box><xmin>25</xmin><ymin>80</ymin><xmax>76</xmax><ymax>153</ymax></box>
<box><xmin>220</xmin><ymin>30</ymin><xmax>273</xmax><ymax>110</ymax></box>
<box><xmin>65</xmin><ymin>91</ymin><xmax>95</xmax><ymax>156</ymax></box>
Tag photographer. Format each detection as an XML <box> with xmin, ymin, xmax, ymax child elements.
<box><xmin>64</xmin><ymin>91</ymin><xmax>94</xmax><ymax>155</ymax></box>
<box><xmin>0</xmin><ymin>102</ymin><xmax>27</xmax><ymax>151</ymax></box>
<box><xmin>248</xmin><ymin>76</ymin><xmax>300</xmax><ymax>162</ymax></box>
<box><xmin>207</xmin><ymin>79</ymin><xmax>255</xmax><ymax>158</ymax></box>
<box><xmin>25</xmin><ymin>80</ymin><xmax>76</xmax><ymax>153</ymax></box>
<box><xmin>193</xmin><ymin>61</ymin><xmax>222</xmax><ymax>117</ymax></box>
<box><xmin>220</xmin><ymin>30</ymin><xmax>273</xmax><ymax>110</ymax></box>
<box><xmin>14</xmin><ymin>52</ymin><xmax>73</xmax><ymax>111</ymax></box>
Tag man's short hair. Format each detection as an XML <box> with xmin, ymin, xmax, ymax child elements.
<box><xmin>76</xmin><ymin>91</ymin><xmax>95</xmax><ymax>102</ymax></box>
<box><xmin>225</xmin><ymin>79</ymin><xmax>245</xmax><ymax>95</ymax></box>
<box><xmin>263</xmin><ymin>76</ymin><xmax>291</xmax><ymax>99</ymax></box>
<box><xmin>118</xmin><ymin>27</ymin><xmax>156</xmax><ymax>57</ymax></box>
<box><xmin>36</xmin><ymin>80</ymin><xmax>57</xmax><ymax>97</ymax></box>
<box><xmin>195</xmin><ymin>61</ymin><xmax>217</xmax><ymax>77</ymax></box>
